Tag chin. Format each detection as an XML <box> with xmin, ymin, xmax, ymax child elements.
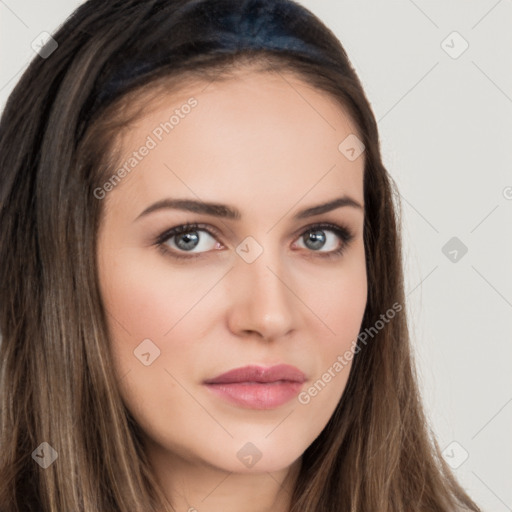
<box><xmin>205</xmin><ymin>440</ymin><xmax>304</xmax><ymax>475</ymax></box>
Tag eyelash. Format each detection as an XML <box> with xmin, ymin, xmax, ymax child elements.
<box><xmin>154</xmin><ymin>222</ymin><xmax>355</xmax><ymax>261</ymax></box>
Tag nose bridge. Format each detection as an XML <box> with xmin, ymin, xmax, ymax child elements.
<box><xmin>227</xmin><ymin>237</ymin><xmax>297</xmax><ymax>339</ymax></box>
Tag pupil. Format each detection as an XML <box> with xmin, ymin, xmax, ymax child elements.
<box><xmin>305</xmin><ymin>230</ymin><xmax>325</xmax><ymax>250</ymax></box>
<box><xmin>177</xmin><ymin>231</ymin><xmax>199</xmax><ymax>250</ymax></box>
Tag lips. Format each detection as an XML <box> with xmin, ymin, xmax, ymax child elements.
<box><xmin>203</xmin><ymin>364</ymin><xmax>307</xmax><ymax>385</ymax></box>
<box><xmin>203</xmin><ymin>364</ymin><xmax>307</xmax><ymax>410</ymax></box>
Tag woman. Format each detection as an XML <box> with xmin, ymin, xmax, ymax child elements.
<box><xmin>0</xmin><ymin>0</ymin><xmax>482</xmax><ymax>511</ymax></box>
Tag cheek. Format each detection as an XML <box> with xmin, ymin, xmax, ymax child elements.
<box><xmin>97</xmin><ymin>247</ymin><xmax>226</xmax><ymax>404</ymax></box>
<box><xmin>295</xmin><ymin>277</ymin><xmax>366</xmax><ymax>427</ymax></box>
<box><xmin>314</xmin><ymin>276</ymin><xmax>367</xmax><ymax>334</ymax></box>
<box><xmin>97</xmin><ymin>249</ymin><xmax>209</xmax><ymax>436</ymax></box>
<box><xmin>99</xmin><ymin>247</ymin><xmax>210</xmax><ymax>340</ymax></box>
<box><xmin>301</xmin><ymin>246</ymin><xmax>367</xmax><ymax>393</ymax></box>
<box><xmin>305</xmin><ymin>243</ymin><xmax>367</xmax><ymax>342</ymax></box>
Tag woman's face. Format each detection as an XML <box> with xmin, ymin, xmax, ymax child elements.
<box><xmin>97</xmin><ymin>68</ymin><xmax>367</xmax><ymax>476</ymax></box>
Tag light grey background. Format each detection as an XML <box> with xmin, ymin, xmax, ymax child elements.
<box><xmin>1</xmin><ymin>1</ymin><xmax>511</xmax><ymax>510</ymax></box>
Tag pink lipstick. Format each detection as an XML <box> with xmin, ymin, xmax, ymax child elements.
<box><xmin>203</xmin><ymin>364</ymin><xmax>306</xmax><ymax>410</ymax></box>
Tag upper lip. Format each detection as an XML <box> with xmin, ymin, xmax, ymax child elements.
<box><xmin>203</xmin><ymin>364</ymin><xmax>307</xmax><ymax>384</ymax></box>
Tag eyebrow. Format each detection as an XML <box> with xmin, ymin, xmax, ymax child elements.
<box><xmin>135</xmin><ymin>195</ymin><xmax>363</xmax><ymax>222</ymax></box>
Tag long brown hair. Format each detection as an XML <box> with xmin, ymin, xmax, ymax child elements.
<box><xmin>0</xmin><ymin>1</ymin><xmax>481</xmax><ymax>510</ymax></box>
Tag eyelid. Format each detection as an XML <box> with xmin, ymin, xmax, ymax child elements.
<box><xmin>154</xmin><ymin>222</ymin><xmax>221</xmax><ymax>247</ymax></box>
<box><xmin>290</xmin><ymin>221</ymin><xmax>348</xmax><ymax>239</ymax></box>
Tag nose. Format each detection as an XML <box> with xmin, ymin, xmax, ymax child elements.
<box><xmin>226</xmin><ymin>245</ymin><xmax>299</xmax><ymax>341</ymax></box>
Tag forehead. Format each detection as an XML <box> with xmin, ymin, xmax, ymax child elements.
<box><xmin>105</xmin><ymin>69</ymin><xmax>365</xmax><ymax>217</ymax></box>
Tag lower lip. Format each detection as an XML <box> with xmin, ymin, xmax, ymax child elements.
<box><xmin>204</xmin><ymin>381</ymin><xmax>303</xmax><ymax>409</ymax></box>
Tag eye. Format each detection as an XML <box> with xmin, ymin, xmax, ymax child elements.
<box><xmin>154</xmin><ymin>222</ymin><xmax>354</xmax><ymax>260</ymax></box>
<box><xmin>296</xmin><ymin>227</ymin><xmax>340</xmax><ymax>251</ymax></box>
<box><xmin>292</xmin><ymin>223</ymin><xmax>354</xmax><ymax>259</ymax></box>
<box><xmin>155</xmin><ymin>223</ymin><xmax>221</xmax><ymax>258</ymax></box>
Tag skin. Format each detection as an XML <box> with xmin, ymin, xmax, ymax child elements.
<box><xmin>96</xmin><ymin>67</ymin><xmax>367</xmax><ymax>512</ymax></box>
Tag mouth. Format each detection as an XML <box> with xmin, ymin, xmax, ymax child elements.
<box><xmin>203</xmin><ymin>364</ymin><xmax>307</xmax><ymax>410</ymax></box>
